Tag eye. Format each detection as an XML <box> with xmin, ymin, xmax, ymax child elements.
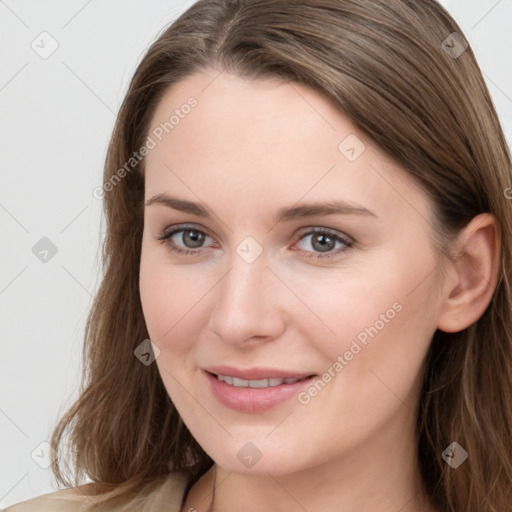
<box><xmin>293</xmin><ymin>227</ymin><xmax>354</xmax><ymax>260</ymax></box>
<box><xmin>155</xmin><ymin>224</ymin><xmax>354</xmax><ymax>260</ymax></box>
<box><xmin>156</xmin><ymin>224</ymin><xmax>214</xmax><ymax>256</ymax></box>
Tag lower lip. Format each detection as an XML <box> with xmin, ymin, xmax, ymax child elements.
<box><xmin>204</xmin><ymin>370</ymin><xmax>316</xmax><ymax>413</ymax></box>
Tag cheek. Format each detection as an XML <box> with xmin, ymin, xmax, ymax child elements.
<box><xmin>139</xmin><ymin>244</ymin><xmax>215</xmax><ymax>362</ymax></box>
<box><xmin>298</xmin><ymin>246</ymin><xmax>438</xmax><ymax>383</ymax></box>
<box><xmin>139</xmin><ymin>256</ymin><xmax>169</xmax><ymax>340</ymax></box>
<box><xmin>139</xmin><ymin>259</ymin><xmax>202</xmax><ymax>411</ymax></box>
<box><xmin>287</xmin><ymin>264</ymin><xmax>410</xmax><ymax>353</ymax></box>
<box><xmin>290</xmin><ymin>274</ymin><xmax>436</xmax><ymax>461</ymax></box>
<box><xmin>140</xmin><ymin>245</ymin><xmax>187</xmax><ymax>344</ymax></box>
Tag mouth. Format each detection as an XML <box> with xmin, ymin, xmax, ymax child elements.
<box><xmin>203</xmin><ymin>369</ymin><xmax>318</xmax><ymax>413</ymax></box>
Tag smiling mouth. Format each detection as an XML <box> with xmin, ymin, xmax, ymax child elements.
<box><xmin>204</xmin><ymin>370</ymin><xmax>318</xmax><ymax>412</ymax></box>
<box><xmin>207</xmin><ymin>371</ymin><xmax>315</xmax><ymax>388</ymax></box>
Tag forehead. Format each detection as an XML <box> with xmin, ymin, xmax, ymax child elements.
<box><xmin>143</xmin><ymin>70</ymin><xmax>431</xmax><ymax>226</ymax></box>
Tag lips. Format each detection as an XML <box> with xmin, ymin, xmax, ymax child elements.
<box><xmin>203</xmin><ymin>366</ymin><xmax>318</xmax><ymax>413</ymax></box>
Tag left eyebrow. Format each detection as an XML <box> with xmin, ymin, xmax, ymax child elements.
<box><xmin>272</xmin><ymin>200</ymin><xmax>377</xmax><ymax>224</ymax></box>
<box><xmin>144</xmin><ymin>193</ymin><xmax>378</xmax><ymax>223</ymax></box>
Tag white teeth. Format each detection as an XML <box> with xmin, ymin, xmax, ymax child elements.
<box><xmin>217</xmin><ymin>374</ymin><xmax>303</xmax><ymax>387</ymax></box>
<box><xmin>221</xmin><ymin>375</ymin><xmax>234</xmax><ymax>385</ymax></box>
<box><xmin>247</xmin><ymin>378</ymin><xmax>269</xmax><ymax>388</ymax></box>
<box><xmin>232</xmin><ymin>377</ymin><xmax>249</xmax><ymax>387</ymax></box>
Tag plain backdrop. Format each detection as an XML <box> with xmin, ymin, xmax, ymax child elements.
<box><xmin>1</xmin><ymin>0</ymin><xmax>511</xmax><ymax>507</ymax></box>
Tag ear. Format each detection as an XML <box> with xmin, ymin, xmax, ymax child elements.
<box><xmin>437</xmin><ymin>213</ymin><xmax>501</xmax><ymax>333</ymax></box>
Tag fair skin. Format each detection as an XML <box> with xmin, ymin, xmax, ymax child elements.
<box><xmin>139</xmin><ymin>69</ymin><xmax>499</xmax><ymax>512</ymax></box>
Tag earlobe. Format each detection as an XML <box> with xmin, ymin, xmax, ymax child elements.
<box><xmin>437</xmin><ymin>213</ymin><xmax>501</xmax><ymax>333</ymax></box>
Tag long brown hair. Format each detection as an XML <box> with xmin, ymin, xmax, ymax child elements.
<box><xmin>49</xmin><ymin>1</ymin><xmax>512</xmax><ymax>510</ymax></box>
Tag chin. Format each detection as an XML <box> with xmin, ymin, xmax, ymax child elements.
<box><xmin>199</xmin><ymin>434</ymin><xmax>315</xmax><ymax>476</ymax></box>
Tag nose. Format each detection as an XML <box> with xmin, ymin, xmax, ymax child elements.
<box><xmin>208</xmin><ymin>248</ymin><xmax>288</xmax><ymax>346</ymax></box>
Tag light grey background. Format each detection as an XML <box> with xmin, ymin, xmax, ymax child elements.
<box><xmin>1</xmin><ymin>0</ymin><xmax>511</xmax><ymax>507</ymax></box>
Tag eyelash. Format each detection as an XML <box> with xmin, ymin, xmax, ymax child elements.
<box><xmin>155</xmin><ymin>223</ymin><xmax>355</xmax><ymax>260</ymax></box>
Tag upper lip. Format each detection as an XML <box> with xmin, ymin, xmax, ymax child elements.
<box><xmin>204</xmin><ymin>365</ymin><xmax>316</xmax><ymax>380</ymax></box>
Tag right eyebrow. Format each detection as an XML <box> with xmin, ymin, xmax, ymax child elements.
<box><xmin>145</xmin><ymin>194</ymin><xmax>209</xmax><ymax>217</ymax></box>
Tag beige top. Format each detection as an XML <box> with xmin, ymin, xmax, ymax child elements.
<box><xmin>1</xmin><ymin>472</ymin><xmax>190</xmax><ymax>512</ymax></box>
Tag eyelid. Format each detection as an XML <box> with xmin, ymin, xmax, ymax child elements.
<box><xmin>295</xmin><ymin>225</ymin><xmax>353</xmax><ymax>243</ymax></box>
<box><xmin>156</xmin><ymin>222</ymin><xmax>212</xmax><ymax>239</ymax></box>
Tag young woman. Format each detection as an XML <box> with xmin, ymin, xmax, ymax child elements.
<box><xmin>5</xmin><ymin>1</ymin><xmax>511</xmax><ymax>511</ymax></box>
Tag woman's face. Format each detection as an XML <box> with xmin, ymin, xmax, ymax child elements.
<box><xmin>139</xmin><ymin>70</ymin><xmax>447</xmax><ymax>475</ymax></box>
